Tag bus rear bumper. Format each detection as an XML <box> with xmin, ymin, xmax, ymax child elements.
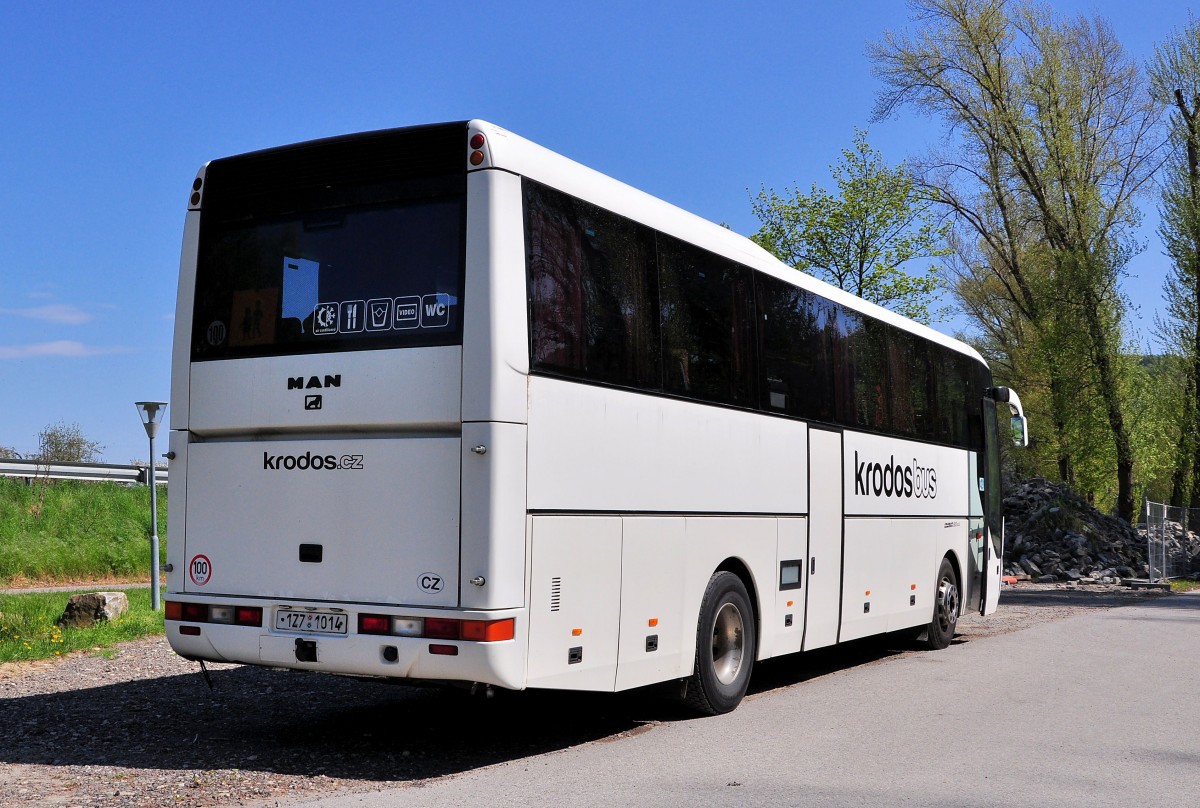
<box><xmin>165</xmin><ymin>603</ymin><xmax>528</xmax><ymax>690</ymax></box>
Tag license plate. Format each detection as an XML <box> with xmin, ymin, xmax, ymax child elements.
<box><xmin>275</xmin><ymin>609</ymin><xmax>347</xmax><ymax>635</ymax></box>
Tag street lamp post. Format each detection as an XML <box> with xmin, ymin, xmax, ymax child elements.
<box><xmin>135</xmin><ymin>401</ymin><xmax>167</xmax><ymax>611</ymax></box>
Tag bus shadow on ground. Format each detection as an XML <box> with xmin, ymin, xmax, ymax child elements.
<box><xmin>0</xmin><ymin>637</ymin><xmax>919</xmax><ymax>783</ymax></box>
<box><xmin>3</xmin><ymin>589</ymin><xmax>1192</xmax><ymax>783</ymax></box>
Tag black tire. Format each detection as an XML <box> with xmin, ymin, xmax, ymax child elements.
<box><xmin>684</xmin><ymin>571</ymin><xmax>756</xmax><ymax>715</ymax></box>
<box><xmin>925</xmin><ymin>557</ymin><xmax>960</xmax><ymax>650</ymax></box>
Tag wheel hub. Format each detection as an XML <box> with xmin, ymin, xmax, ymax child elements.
<box><xmin>711</xmin><ymin>602</ymin><xmax>745</xmax><ymax>685</ymax></box>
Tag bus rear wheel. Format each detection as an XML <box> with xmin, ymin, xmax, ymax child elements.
<box><xmin>684</xmin><ymin>571</ymin><xmax>756</xmax><ymax>715</ymax></box>
<box><xmin>926</xmin><ymin>557</ymin><xmax>959</xmax><ymax>650</ymax></box>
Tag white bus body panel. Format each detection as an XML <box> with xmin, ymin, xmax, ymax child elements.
<box><xmin>183</xmin><ymin>436</ymin><xmax>460</xmax><ymax>605</ymax></box>
<box><xmin>526</xmin><ymin>515</ymin><xmax>623</xmax><ymax>690</ymax></box>
<box><xmin>461</xmin><ymin>168</ymin><xmax>529</xmax><ymax>424</ymax></box>
<box><xmin>188</xmin><ymin>347</ymin><xmax>462</xmax><ymax>434</ymax></box>
<box><xmin>526</xmin><ymin>377</ymin><xmax>807</xmax><ymax>514</ymax></box>
<box><xmin>804</xmin><ymin>428</ymin><xmax>843</xmax><ymax>650</ymax></box>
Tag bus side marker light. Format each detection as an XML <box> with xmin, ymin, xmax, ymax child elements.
<box><xmin>648</xmin><ymin>618</ymin><xmax>658</xmax><ymax>628</ymax></box>
<box><xmin>786</xmin><ymin>600</ymin><xmax>794</xmax><ymax>608</ymax></box>
<box><xmin>865</xmin><ymin>590</ymin><xmax>871</xmax><ymax>597</ymax></box>
<box><xmin>571</xmin><ymin>628</ymin><xmax>583</xmax><ymax>637</ymax></box>
<box><xmin>911</xmin><ymin>584</ymin><xmax>917</xmax><ymax>590</ymax></box>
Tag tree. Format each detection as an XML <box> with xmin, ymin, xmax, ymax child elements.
<box><xmin>750</xmin><ymin>129</ymin><xmax>948</xmax><ymax>324</ymax></box>
<box><xmin>1150</xmin><ymin>14</ymin><xmax>1200</xmax><ymax>508</ymax></box>
<box><xmin>35</xmin><ymin>421</ymin><xmax>104</xmax><ymax>464</ymax></box>
<box><xmin>870</xmin><ymin>0</ymin><xmax>1163</xmax><ymax>521</ymax></box>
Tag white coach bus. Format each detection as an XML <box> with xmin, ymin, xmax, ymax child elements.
<box><xmin>165</xmin><ymin>121</ymin><xmax>1028</xmax><ymax>714</ymax></box>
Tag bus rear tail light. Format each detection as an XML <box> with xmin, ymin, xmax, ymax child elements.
<box><xmin>358</xmin><ymin>614</ymin><xmax>391</xmax><ymax>635</ymax></box>
<box><xmin>165</xmin><ymin>601</ymin><xmax>262</xmax><ymax>627</ymax></box>
<box><xmin>357</xmin><ymin>614</ymin><xmax>513</xmax><ymax>642</ymax></box>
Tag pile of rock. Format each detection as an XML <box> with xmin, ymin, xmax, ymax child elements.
<box><xmin>1002</xmin><ymin>478</ymin><xmax>1151</xmax><ymax>583</ymax></box>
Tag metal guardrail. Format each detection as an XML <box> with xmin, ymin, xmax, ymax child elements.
<box><xmin>0</xmin><ymin>458</ymin><xmax>167</xmax><ymax>485</ymax></box>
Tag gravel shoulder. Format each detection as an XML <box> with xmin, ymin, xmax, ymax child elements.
<box><xmin>0</xmin><ymin>583</ymin><xmax>1175</xmax><ymax>807</ymax></box>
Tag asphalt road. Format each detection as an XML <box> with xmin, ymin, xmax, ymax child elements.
<box><xmin>284</xmin><ymin>592</ymin><xmax>1200</xmax><ymax>808</ymax></box>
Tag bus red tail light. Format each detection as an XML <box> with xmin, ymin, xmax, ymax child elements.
<box><xmin>181</xmin><ymin>603</ymin><xmax>208</xmax><ymax>622</ymax></box>
<box><xmin>164</xmin><ymin>601</ymin><xmax>182</xmax><ymax>620</ymax></box>
<box><xmin>424</xmin><ymin>617</ymin><xmax>460</xmax><ymax>640</ymax></box>
<box><xmin>359</xmin><ymin>614</ymin><xmax>391</xmax><ymax>635</ymax></box>
<box><xmin>235</xmin><ymin>607</ymin><xmax>263</xmax><ymax>627</ymax></box>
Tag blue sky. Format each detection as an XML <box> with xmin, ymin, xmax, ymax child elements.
<box><xmin>0</xmin><ymin>1</ymin><xmax>1191</xmax><ymax>464</ymax></box>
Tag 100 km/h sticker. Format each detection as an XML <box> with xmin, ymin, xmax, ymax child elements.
<box><xmin>189</xmin><ymin>554</ymin><xmax>212</xmax><ymax>586</ymax></box>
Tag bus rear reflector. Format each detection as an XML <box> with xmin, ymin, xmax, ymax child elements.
<box><xmin>429</xmin><ymin>644</ymin><xmax>459</xmax><ymax>656</ymax></box>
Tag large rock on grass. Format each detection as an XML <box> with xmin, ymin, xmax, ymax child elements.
<box><xmin>57</xmin><ymin>591</ymin><xmax>129</xmax><ymax>628</ymax></box>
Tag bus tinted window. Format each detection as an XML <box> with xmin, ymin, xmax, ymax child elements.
<box><xmin>658</xmin><ymin>236</ymin><xmax>756</xmax><ymax>407</ymax></box>
<box><xmin>522</xmin><ymin>180</ymin><xmax>988</xmax><ymax>450</ymax></box>
<box><xmin>526</xmin><ymin>182</ymin><xmax>661</xmax><ymax>390</ymax></box>
<box><xmin>756</xmin><ymin>274</ymin><xmax>834</xmax><ymax>419</ymax></box>
<box><xmin>193</xmin><ymin>196</ymin><xmax>464</xmax><ymax>360</ymax></box>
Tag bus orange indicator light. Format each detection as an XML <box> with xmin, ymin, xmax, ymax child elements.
<box><xmin>786</xmin><ymin>600</ymin><xmax>793</xmax><ymax>607</ymax></box>
<box><xmin>865</xmin><ymin>590</ymin><xmax>871</xmax><ymax>596</ymax></box>
<box><xmin>648</xmin><ymin>618</ymin><xmax>658</xmax><ymax>627</ymax></box>
<box><xmin>469</xmin><ymin>150</ymin><xmax>485</xmax><ymax>166</ymax></box>
<box><xmin>911</xmin><ymin>584</ymin><xmax>917</xmax><ymax>590</ymax></box>
<box><xmin>571</xmin><ymin>628</ymin><xmax>583</xmax><ymax>636</ymax></box>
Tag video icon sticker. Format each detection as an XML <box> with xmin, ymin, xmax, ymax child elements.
<box><xmin>393</xmin><ymin>296</ymin><xmax>420</xmax><ymax>329</ymax></box>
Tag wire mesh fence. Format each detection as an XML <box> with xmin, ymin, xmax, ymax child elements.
<box><xmin>1143</xmin><ymin>501</ymin><xmax>1200</xmax><ymax>582</ymax></box>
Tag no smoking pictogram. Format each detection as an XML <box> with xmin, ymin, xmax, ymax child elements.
<box><xmin>189</xmin><ymin>554</ymin><xmax>212</xmax><ymax>586</ymax></box>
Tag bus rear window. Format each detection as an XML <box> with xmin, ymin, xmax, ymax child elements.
<box><xmin>192</xmin><ymin>195</ymin><xmax>464</xmax><ymax>360</ymax></box>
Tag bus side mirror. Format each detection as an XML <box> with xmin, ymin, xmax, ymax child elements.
<box><xmin>1010</xmin><ymin>415</ymin><xmax>1028</xmax><ymax>448</ymax></box>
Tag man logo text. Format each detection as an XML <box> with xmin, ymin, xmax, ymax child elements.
<box><xmin>287</xmin><ymin>374</ymin><xmax>341</xmax><ymax>390</ymax></box>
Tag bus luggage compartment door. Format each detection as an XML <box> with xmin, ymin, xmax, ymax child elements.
<box><xmin>183</xmin><ymin>436</ymin><xmax>460</xmax><ymax>606</ymax></box>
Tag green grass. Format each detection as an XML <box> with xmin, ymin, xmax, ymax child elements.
<box><xmin>1169</xmin><ymin>579</ymin><xmax>1200</xmax><ymax>593</ymax></box>
<box><xmin>0</xmin><ymin>587</ymin><xmax>165</xmax><ymax>663</ymax></box>
<box><xmin>0</xmin><ymin>477</ymin><xmax>166</xmax><ymax>585</ymax></box>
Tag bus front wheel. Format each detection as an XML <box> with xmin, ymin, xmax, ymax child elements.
<box><xmin>926</xmin><ymin>557</ymin><xmax>959</xmax><ymax>650</ymax></box>
<box><xmin>684</xmin><ymin>571</ymin><xmax>756</xmax><ymax>715</ymax></box>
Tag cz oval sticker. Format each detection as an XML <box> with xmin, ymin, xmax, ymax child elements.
<box><xmin>189</xmin><ymin>554</ymin><xmax>212</xmax><ymax>586</ymax></box>
<box><xmin>418</xmin><ymin>572</ymin><xmax>444</xmax><ymax>594</ymax></box>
